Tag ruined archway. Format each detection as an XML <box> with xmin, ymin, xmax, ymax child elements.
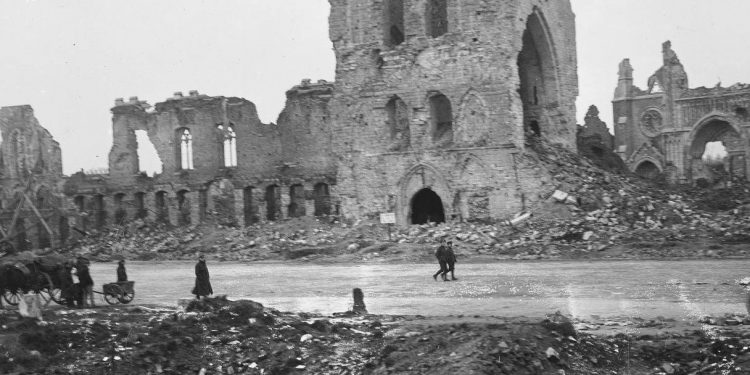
<box><xmin>517</xmin><ymin>9</ymin><xmax>560</xmax><ymax>141</ymax></box>
<box><xmin>399</xmin><ymin>163</ymin><xmax>451</xmax><ymax>225</ymax></box>
<box><xmin>155</xmin><ymin>191</ymin><xmax>169</xmax><ymax>224</ymax></box>
<box><xmin>689</xmin><ymin>117</ymin><xmax>744</xmax><ymax>183</ymax></box>
<box><xmin>634</xmin><ymin>160</ymin><xmax>660</xmax><ymax>180</ymax></box>
<box><xmin>410</xmin><ymin>188</ymin><xmax>445</xmax><ymax>225</ymax></box>
<box><xmin>313</xmin><ymin>183</ymin><xmax>331</xmax><ymax>216</ymax></box>
<box><xmin>288</xmin><ymin>184</ymin><xmax>306</xmax><ymax>218</ymax></box>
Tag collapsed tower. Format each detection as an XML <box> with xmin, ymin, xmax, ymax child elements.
<box><xmin>328</xmin><ymin>0</ymin><xmax>578</xmax><ymax>224</ymax></box>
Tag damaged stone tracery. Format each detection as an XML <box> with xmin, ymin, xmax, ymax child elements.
<box><xmin>614</xmin><ymin>40</ymin><xmax>750</xmax><ymax>185</ymax></box>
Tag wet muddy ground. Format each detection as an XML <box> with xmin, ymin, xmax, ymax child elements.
<box><xmin>89</xmin><ymin>259</ymin><xmax>750</xmax><ymax>319</ymax></box>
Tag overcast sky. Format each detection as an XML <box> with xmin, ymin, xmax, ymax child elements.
<box><xmin>1</xmin><ymin>0</ymin><xmax>748</xmax><ymax>174</ymax></box>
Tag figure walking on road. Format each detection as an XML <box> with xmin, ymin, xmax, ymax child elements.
<box><xmin>444</xmin><ymin>241</ymin><xmax>458</xmax><ymax>281</ymax></box>
<box><xmin>432</xmin><ymin>239</ymin><xmax>448</xmax><ymax>281</ymax></box>
<box><xmin>192</xmin><ymin>255</ymin><xmax>213</xmax><ymax>299</ymax></box>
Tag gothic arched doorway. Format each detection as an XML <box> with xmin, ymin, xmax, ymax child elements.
<box><xmin>410</xmin><ymin>188</ymin><xmax>445</xmax><ymax>225</ymax></box>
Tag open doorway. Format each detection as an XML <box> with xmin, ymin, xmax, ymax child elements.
<box><xmin>410</xmin><ymin>188</ymin><xmax>445</xmax><ymax>224</ymax></box>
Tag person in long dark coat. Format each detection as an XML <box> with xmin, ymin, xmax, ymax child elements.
<box><xmin>442</xmin><ymin>241</ymin><xmax>458</xmax><ymax>281</ymax></box>
<box><xmin>76</xmin><ymin>260</ymin><xmax>95</xmax><ymax>307</ymax></box>
<box><xmin>117</xmin><ymin>260</ymin><xmax>128</xmax><ymax>282</ymax></box>
<box><xmin>58</xmin><ymin>261</ymin><xmax>75</xmax><ymax>307</ymax></box>
<box><xmin>192</xmin><ymin>255</ymin><xmax>212</xmax><ymax>299</ymax></box>
<box><xmin>432</xmin><ymin>239</ymin><xmax>448</xmax><ymax>281</ymax></box>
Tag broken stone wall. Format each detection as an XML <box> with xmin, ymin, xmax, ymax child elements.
<box><xmin>328</xmin><ymin>0</ymin><xmax>578</xmax><ymax>225</ymax></box>
<box><xmin>0</xmin><ymin>105</ymin><xmax>68</xmax><ymax>250</ymax></box>
<box><xmin>613</xmin><ymin>42</ymin><xmax>750</xmax><ymax>184</ymax></box>
<box><xmin>67</xmin><ymin>85</ymin><xmax>339</xmax><ymax>231</ymax></box>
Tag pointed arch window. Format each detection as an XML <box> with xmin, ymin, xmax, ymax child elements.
<box><xmin>178</xmin><ymin>128</ymin><xmax>194</xmax><ymax>170</ymax></box>
<box><xmin>217</xmin><ymin>124</ymin><xmax>237</xmax><ymax>167</ymax></box>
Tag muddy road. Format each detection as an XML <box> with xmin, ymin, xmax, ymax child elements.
<box><xmin>89</xmin><ymin>259</ymin><xmax>750</xmax><ymax>319</ymax></box>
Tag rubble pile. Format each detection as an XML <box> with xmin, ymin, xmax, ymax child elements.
<box><xmin>6</xmin><ymin>301</ymin><xmax>750</xmax><ymax>374</ymax></box>
<box><xmin>54</xmin><ymin>139</ymin><xmax>750</xmax><ymax>263</ymax></box>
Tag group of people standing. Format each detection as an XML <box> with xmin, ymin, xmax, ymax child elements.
<box><xmin>433</xmin><ymin>238</ymin><xmax>458</xmax><ymax>281</ymax></box>
<box><xmin>56</xmin><ymin>257</ymin><xmax>128</xmax><ymax>308</ymax></box>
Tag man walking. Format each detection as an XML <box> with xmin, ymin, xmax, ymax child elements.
<box><xmin>432</xmin><ymin>239</ymin><xmax>448</xmax><ymax>281</ymax></box>
<box><xmin>444</xmin><ymin>241</ymin><xmax>458</xmax><ymax>281</ymax></box>
<box><xmin>192</xmin><ymin>254</ymin><xmax>213</xmax><ymax>299</ymax></box>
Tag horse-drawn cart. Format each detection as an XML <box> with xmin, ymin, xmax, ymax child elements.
<box><xmin>0</xmin><ymin>252</ymin><xmax>66</xmax><ymax>306</ymax></box>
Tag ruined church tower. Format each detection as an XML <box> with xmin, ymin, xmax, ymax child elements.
<box><xmin>328</xmin><ymin>0</ymin><xmax>578</xmax><ymax>225</ymax></box>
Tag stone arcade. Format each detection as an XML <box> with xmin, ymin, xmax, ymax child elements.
<box><xmin>1</xmin><ymin>0</ymin><xmax>579</xmax><ymax>250</ymax></box>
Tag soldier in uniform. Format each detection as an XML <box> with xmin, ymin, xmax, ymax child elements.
<box><xmin>443</xmin><ymin>241</ymin><xmax>458</xmax><ymax>281</ymax></box>
<box><xmin>432</xmin><ymin>239</ymin><xmax>448</xmax><ymax>281</ymax></box>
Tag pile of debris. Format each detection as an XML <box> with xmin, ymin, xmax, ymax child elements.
<box><xmin>3</xmin><ymin>301</ymin><xmax>750</xmax><ymax>374</ymax></box>
<box><xmin>53</xmin><ymin>139</ymin><xmax>750</xmax><ymax>263</ymax></box>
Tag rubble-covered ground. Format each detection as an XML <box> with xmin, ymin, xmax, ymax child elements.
<box><xmin>3</xmin><ymin>297</ymin><xmax>750</xmax><ymax>374</ymax></box>
<box><xmin>60</xmin><ymin>138</ymin><xmax>750</xmax><ymax>264</ymax></box>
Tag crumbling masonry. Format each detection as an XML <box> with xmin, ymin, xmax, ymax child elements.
<box><xmin>614</xmin><ymin>41</ymin><xmax>750</xmax><ymax>184</ymax></box>
<box><xmin>2</xmin><ymin>1</ymin><xmax>579</xmax><ymax>249</ymax></box>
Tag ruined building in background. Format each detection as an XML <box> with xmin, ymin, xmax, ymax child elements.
<box><xmin>329</xmin><ymin>0</ymin><xmax>578</xmax><ymax>225</ymax></box>
<box><xmin>0</xmin><ymin>106</ymin><xmax>67</xmax><ymax>251</ymax></box>
<box><xmin>64</xmin><ymin>84</ymin><xmax>335</xmax><ymax>234</ymax></box>
<box><xmin>613</xmin><ymin>41</ymin><xmax>750</xmax><ymax>184</ymax></box>
<box><xmin>52</xmin><ymin>0</ymin><xmax>579</xmax><ymax>245</ymax></box>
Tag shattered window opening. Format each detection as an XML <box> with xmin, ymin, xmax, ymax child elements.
<box><xmin>429</xmin><ymin>93</ymin><xmax>453</xmax><ymax>145</ymax></box>
<box><xmin>425</xmin><ymin>0</ymin><xmax>448</xmax><ymax>38</ymax></box>
<box><xmin>178</xmin><ymin>128</ymin><xmax>194</xmax><ymax>170</ymax></box>
<box><xmin>218</xmin><ymin>124</ymin><xmax>238</xmax><ymax>168</ymax></box>
<box><xmin>384</xmin><ymin>0</ymin><xmax>405</xmax><ymax>46</ymax></box>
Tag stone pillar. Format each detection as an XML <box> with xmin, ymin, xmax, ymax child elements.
<box><xmin>258</xmin><ymin>201</ymin><xmax>268</xmax><ymax>224</ymax></box>
<box><xmin>189</xmin><ymin>191</ymin><xmax>200</xmax><ymax>226</ymax></box>
<box><xmin>280</xmin><ymin>185</ymin><xmax>290</xmax><ymax>220</ymax></box>
<box><xmin>103</xmin><ymin>195</ymin><xmax>115</xmax><ymax>227</ymax></box>
<box><xmin>304</xmin><ymin>182</ymin><xmax>315</xmax><ymax>218</ymax></box>
<box><xmin>167</xmin><ymin>193</ymin><xmax>178</xmax><ymax>226</ymax></box>
<box><xmin>144</xmin><ymin>193</ymin><xmax>157</xmax><ymax>224</ymax></box>
<box><xmin>233</xmin><ymin>188</ymin><xmax>245</xmax><ymax>228</ymax></box>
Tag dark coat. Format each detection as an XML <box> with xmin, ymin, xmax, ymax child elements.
<box><xmin>445</xmin><ymin>247</ymin><xmax>456</xmax><ymax>264</ymax></box>
<box><xmin>117</xmin><ymin>264</ymin><xmax>128</xmax><ymax>282</ymax></box>
<box><xmin>192</xmin><ymin>260</ymin><xmax>213</xmax><ymax>297</ymax></box>
<box><xmin>59</xmin><ymin>265</ymin><xmax>75</xmax><ymax>301</ymax></box>
<box><xmin>77</xmin><ymin>265</ymin><xmax>93</xmax><ymax>287</ymax></box>
<box><xmin>434</xmin><ymin>245</ymin><xmax>447</xmax><ymax>260</ymax></box>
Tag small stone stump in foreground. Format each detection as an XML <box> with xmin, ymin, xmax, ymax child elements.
<box><xmin>352</xmin><ymin>288</ymin><xmax>367</xmax><ymax>315</ymax></box>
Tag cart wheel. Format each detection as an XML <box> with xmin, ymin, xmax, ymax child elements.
<box><xmin>3</xmin><ymin>290</ymin><xmax>21</xmax><ymax>306</ymax></box>
<box><xmin>104</xmin><ymin>285</ymin><xmax>123</xmax><ymax>305</ymax></box>
<box><xmin>118</xmin><ymin>290</ymin><xmax>134</xmax><ymax>304</ymax></box>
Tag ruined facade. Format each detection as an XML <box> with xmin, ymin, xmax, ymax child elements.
<box><xmin>328</xmin><ymin>0</ymin><xmax>578</xmax><ymax>225</ymax></box>
<box><xmin>613</xmin><ymin>41</ymin><xmax>750</xmax><ymax>184</ymax></box>
<box><xmin>64</xmin><ymin>83</ymin><xmax>336</xmax><ymax>232</ymax></box>
<box><xmin>0</xmin><ymin>106</ymin><xmax>68</xmax><ymax>250</ymax></box>
<box><xmin>54</xmin><ymin>0</ymin><xmax>579</xmax><ymax>236</ymax></box>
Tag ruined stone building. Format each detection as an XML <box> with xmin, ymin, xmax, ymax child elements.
<box><xmin>64</xmin><ymin>83</ymin><xmax>335</xmax><ymax>233</ymax></box>
<box><xmin>613</xmin><ymin>41</ymin><xmax>750</xmax><ymax>184</ymax></box>
<box><xmin>0</xmin><ymin>106</ymin><xmax>67</xmax><ymax>251</ymax></box>
<box><xmin>3</xmin><ymin>1</ymin><xmax>579</xmax><ymax>249</ymax></box>
<box><xmin>328</xmin><ymin>0</ymin><xmax>578</xmax><ymax>225</ymax></box>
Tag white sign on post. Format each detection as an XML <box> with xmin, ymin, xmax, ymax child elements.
<box><xmin>379</xmin><ymin>212</ymin><xmax>396</xmax><ymax>224</ymax></box>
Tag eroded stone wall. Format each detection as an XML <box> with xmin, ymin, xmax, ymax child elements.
<box><xmin>66</xmin><ymin>85</ymin><xmax>336</xmax><ymax>231</ymax></box>
<box><xmin>0</xmin><ymin>105</ymin><xmax>69</xmax><ymax>251</ymax></box>
<box><xmin>613</xmin><ymin>41</ymin><xmax>750</xmax><ymax>184</ymax></box>
<box><xmin>328</xmin><ymin>0</ymin><xmax>578</xmax><ymax>224</ymax></box>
